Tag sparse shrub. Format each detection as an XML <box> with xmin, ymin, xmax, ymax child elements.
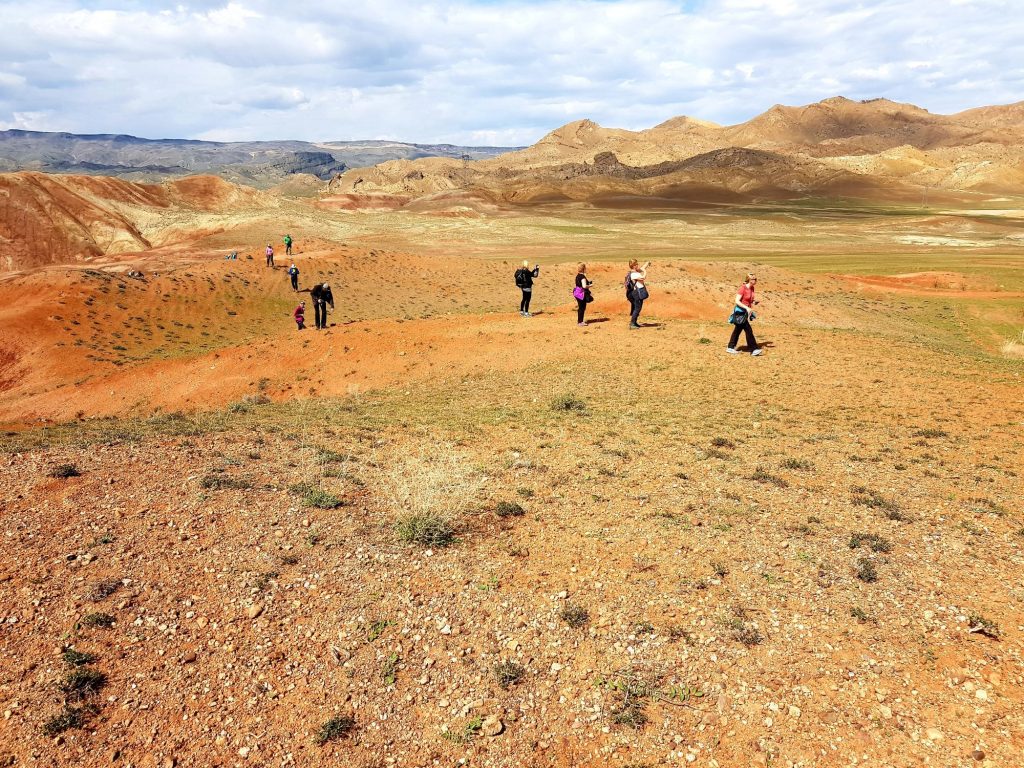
<box><xmin>381</xmin><ymin>653</ymin><xmax>399</xmax><ymax>686</ymax></box>
<box><xmin>710</xmin><ymin>437</ymin><xmax>734</xmax><ymax>449</ymax></box>
<box><xmin>367</xmin><ymin>619</ymin><xmax>390</xmax><ymax>642</ymax></box>
<box><xmin>712</xmin><ymin>561</ymin><xmax>728</xmax><ymax>578</ymax></box>
<box><xmin>42</xmin><ymin>707</ymin><xmax>84</xmax><ymax>736</ymax></box>
<box><xmin>495</xmin><ymin>501</ymin><xmax>526</xmax><ymax>518</ymax></box>
<box><xmin>62</xmin><ymin>648</ymin><xmax>96</xmax><ymax>667</ymax></box>
<box><xmin>698</xmin><ymin>337</ymin><xmax>712</xmax><ymax>345</ymax></box>
<box><xmin>807</xmin><ymin>515</ymin><xmax>822</xmax><ymax>524</ymax></box>
<box><xmin>733</xmin><ymin>625</ymin><xmax>763</xmax><ymax>646</ymax></box>
<box><xmin>290</xmin><ymin>481</ymin><xmax>342</xmax><ymax>509</ymax></box>
<box><xmin>516</xmin><ymin>487</ymin><xmax>534</xmax><ymax>498</ymax></box>
<box><xmin>87</xmin><ymin>578</ymin><xmax>121</xmax><ymax>601</ymax></box>
<box><xmin>280</xmin><ymin>553</ymin><xmax>300</xmax><ymax>566</ymax></box>
<box><xmin>493</xmin><ymin>660</ymin><xmax>526</xmax><ymax>689</ymax></box>
<box><xmin>315</xmin><ymin>448</ymin><xmax>347</xmax><ymax>465</ymax></box>
<box><xmin>883</xmin><ymin>508</ymin><xmax>913</xmax><ymax>523</ymax></box>
<box><xmin>444</xmin><ymin>716</ymin><xmax>484</xmax><ymax>744</ymax></box>
<box><xmin>201</xmin><ymin>474</ymin><xmax>252</xmax><ymax>490</ymax></box>
<box><xmin>80</xmin><ymin>612</ymin><xmax>115</xmax><ymax>629</ymax></box>
<box><xmin>851</xmin><ymin>486</ymin><xmax>900</xmax><ymax>514</ymax></box>
<box><xmin>967</xmin><ymin>614</ymin><xmax>1001</xmax><ymax>639</ymax></box>
<box><xmin>751</xmin><ymin>467</ymin><xmax>788</xmax><ymax>488</ymax></box>
<box><xmin>379</xmin><ymin>441</ymin><xmax>482</xmax><ymax>548</ymax></box>
<box><xmin>226</xmin><ymin>400</ymin><xmax>251</xmax><ymax>414</ymax></box>
<box><xmin>848</xmin><ymin>532</ymin><xmax>892</xmax><ymax>553</ymax></box>
<box><xmin>315</xmin><ymin>715</ymin><xmax>355</xmax><ymax>744</ymax></box>
<box><xmin>850</xmin><ymin>606</ymin><xmax>874</xmax><ymax>623</ymax></box>
<box><xmin>634</xmin><ymin>621</ymin><xmax>654</xmax><ymax>636</ymax></box>
<box><xmin>559</xmin><ymin>603</ymin><xmax>589</xmax><ymax>628</ymax></box>
<box><xmin>781</xmin><ymin>457</ymin><xmax>814</xmax><ymax>470</ymax></box>
<box><xmin>613</xmin><ymin>700</ymin><xmax>648</xmax><ymax>728</ymax></box>
<box><xmin>551</xmin><ymin>393</ymin><xmax>587</xmax><ymax>412</ymax></box>
<box><xmin>396</xmin><ymin>513</ymin><xmax>456</xmax><ymax>548</ymax></box>
<box><xmin>254</xmin><ymin>571</ymin><xmax>278</xmax><ymax>592</ymax></box>
<box><xmin>59</xmin><ymin>668</ymin><xmax>106</xmax><ymax>700</ymax></box>
<box><xmin>667</xmin><ymin>625</ymin><xmax>695</xmax><ymax>644</ymax></box>
<box><xmin>49</xmin><ymin>464</ymin><xmax>81</xmax><ymax>479</ymax></box>
<box><xmin>914</xmin><ymin>428</ymin><xmax>948</xmax><ymax>439</ymax></box>
<box><xmin>854</xmin><ymin>557</ymin><xmax>879</xmax><ymax>583</ymax></box>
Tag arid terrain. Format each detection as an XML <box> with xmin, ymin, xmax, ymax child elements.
<box><xmin>1</xmin><ymin>97</ymin><xmax>1023</xmax><ymax>768</ymax></box>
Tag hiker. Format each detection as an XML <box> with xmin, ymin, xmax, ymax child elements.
<box><xmin>515</xmin><ymin>260</ymin><xmax>541</xmax><ymax>316</ymax></box>
<box><xmin>294</xmin><ymin>300</ymin><xmax>306</xmax><ymax>330</ymax></box>
<box><xmin>626</xmin><ymin>259</ymin><xmax>651</xmax><ymax>329</ymax></box>
<box><xmin>573</xmin><ymin>263</ymin><xmax>593</xmax><ymax>327</ymax></box>
<box><xmin>310</xmin><ymin>282</ymin><xmax>334</xmax><ymax>330</ymax></box>
<box><xmin>284</xmin><ymin>234</ymin><xmax>293</xmax><ymax>256</ymax></box>
<box><xmin>727</xmin><ymin>273</ymin><xmax>762</xmax><ymax>356</ymax></box>
<box><xmin>225</xmin><ymin>250</ymin><xmax>237</xmax><ymax>260</ymax></box>
<box><xmin>287</xmin><ymin>263</ymin><xmax>300</xmax><ymax>291</ymax></box>
<box><xmin>265</xmin><ymin>243</ymin><xmax>274</xmax><ymax>267</ymax></box>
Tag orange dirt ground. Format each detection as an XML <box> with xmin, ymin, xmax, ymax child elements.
<box><xmin>1</xmin><ymin>199</ymin><xmax>1023</xmax><ymax>768</ymax></box>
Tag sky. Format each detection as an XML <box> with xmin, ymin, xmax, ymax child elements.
<box><xmin>1</xmin><ymin>0</ymin><xmax>1022</xmax><ymax>146</ymax></box>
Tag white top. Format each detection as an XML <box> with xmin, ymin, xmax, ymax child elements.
<box><xmin>630</xmin><ymin>270</ymin><xmax>646</xmax><ymax>288</ymax></box>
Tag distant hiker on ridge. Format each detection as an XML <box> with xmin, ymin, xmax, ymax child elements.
<box><xmin>284</xmin><ymin>234</ymin><xmax>293</xmax><ymax>256</ymax></box>
<box><xmin>727</xmin><ymin>273</ymin><xmax>763</xmax><ymax>356</ymax></box>
<box><xmin>310</xmin><ymin>282</ymin><xmax>334</xmax><ymax>330</ymax></box>
<box><xmin>288</xmin><ymin>262</ymin><xmax>300</xmax><ymax>291</ymax></box>
<box><xmin>266</xmin><ymin>243</ymin><xmax>275</xmax><ymax>267</ymax></box>
<box><xmin>294</xmin><ymin>300</ymin><xmax>306</xmax><ymax>330</ymax></box>
<box><xmin>514</xmin><ymin>260</ymin><xmax>540</xmax><ymax>317</ymax></box>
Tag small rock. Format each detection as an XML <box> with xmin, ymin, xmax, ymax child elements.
<box><xmin>975</xmin><ymin>689</ymin><xmax>988</xmax><ymax>701</ymax></box>
<box><xmin>788</xmin><ymin>705</ymin><xmax>801</xmax><ymax>719</ymax></box>
<box><xmin>926</xmin><ymin>728</ymin><xmax>944</xmax><ymax>742</ymax></box>
<box><xmin>246</xmin><ymin>604</ymin><xmax>264</xmax><ymax>620</ymax></box>
<box><xmin>181</xmin><ymin>652</ymin><xmax>197</xmax><ymax>664</ymax></box>
<box><xmin>972</xmin><ymin>750</ymin><xmax>985</xmax><ymax>761</ymax></box>
<box><xmin>481</xmin><ymin>715</ymin><xmax>504</xmax><ymax>737</ymax></box>
<box><xmin>238</xmin><ymin>746</ymin><xmax>250</xmax><ymax>758</ymax></box>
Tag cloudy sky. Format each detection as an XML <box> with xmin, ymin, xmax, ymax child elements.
<box><xmin>1</xmin><ymin>0</ymin><xmax>1021</xmax><ymax>145</ymax></box>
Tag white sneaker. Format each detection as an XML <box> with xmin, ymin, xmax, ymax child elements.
<box><xmin>751</xmin><ymin>348</ymin><xmax>763</xmax><ymax>356</ymax></box>
<box><xmin>727</xmin><ymin>348</ymin><xmax>739</xmax><ymax>354</ymax></box>
<box><xmin>524</xmin><ymin>312</ymin><xmax>532</xmax><ymax>318</ymax></box>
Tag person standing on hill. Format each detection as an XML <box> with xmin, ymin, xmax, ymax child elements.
<box><xmin>266</xmin><ymin>243</ymin><xmax>275</xmax><ymax>267</ymax></box>
<box><xmin>310</xmin><ymin>282</ymin><xmax>334</xmax><ymax>330</ymax></box>
<box><xmin>727</xmin><ymin>273</ymin><xmax>763</xmax><ymax>356</ymax></box>
<box><xmin>515</xmin><ymin>260</ymin><xmax>541</xmax><ymax>316</ymax></box>
<box><xmin>573</xmin><ymin>263</ymin><xmax>593</xmax><ymax>327</ymax></box>
<box><xmin>287</xmin><ymin>263</ymin><xmax>300</xmax><ymax>291</ymax></box>
<box><xmin>294</xmin><ymin>300</ymin><xmax>306</xmax><ymax>330</ymax></box>
<box><xmin>626</xmin><ymin>259</ymin><xmax>651</xmax><ymax>329</ymax></box>
<box><xmin>284</xmin><ymin>234</ymin><xmax>293</xmax><ymax>256</ymax></box>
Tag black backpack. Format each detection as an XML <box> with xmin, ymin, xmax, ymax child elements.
<box><xmin>624</xmin><ymin>272</ymin><xmax>635</xmax><ymax>296</ymax></box>
<box><xmin>514</xmin><ymin>268</ymin><xmax>527</xmax><ymax>288</ymax></box>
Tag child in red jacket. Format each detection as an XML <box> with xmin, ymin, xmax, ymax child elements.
<box><xmin>294</xmin><ymin>301</ymin><xmax>306</xmax><ymax>330</ymax></box>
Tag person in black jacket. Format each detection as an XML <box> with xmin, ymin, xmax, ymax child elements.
<box><xmin>310</xmin><ymin>282</ymin><xmax>334</xmax><ymax>330</ymax></box>
<box><xmin>514</xmin><ymin>260</ymin><xmax>541</xmax><ymax>316</ymax></box>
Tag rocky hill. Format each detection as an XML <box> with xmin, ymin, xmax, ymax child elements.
<box><xmin>330</xmin><ymin>97</ymin><xmax>1024</xmax><ymax>203</ymax></box>
<box><xmin>0</xmin><ymin>130</ymin><xmax>517</xmax><ymax>187</ymax></box>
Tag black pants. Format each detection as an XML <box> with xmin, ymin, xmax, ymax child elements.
<box><xmin>266</xmin><ymin>255</ymin><xmax>274</xmax><ymax>266</ymax></box>
<box><xmin>314</xmin><ymin>300</ymin><xmax>328</xmax><ymax>329</ymax></box>
<box><xmin>290</xmin><ymin>275</ymin><xmax>298</xmax><ymax>291</ymax></box>
<box><xmin>286</xmin><ymin>244</ymin><xmax>292</xmax><ymax>256</ymax></box>
<box><xmin>576</xmin><ymin>298</ymin><xmax>587</xmax><ymax>323</ymax></box>
<box><xmin>520</xmin><ymin>289</ymin><xmax>532</xmax><ymax>313</ymax></box>
<box><xmin>629</xmin><ymin>293</ymin><xmax>644</xmax><ymax>325</ymax></box>
<box><xmin>729</xmin><ymin>320</ymin><xmax>758</xmax><ymax>350</ymax></box>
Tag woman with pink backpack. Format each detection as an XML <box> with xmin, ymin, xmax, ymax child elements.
<box><xmin>573</xmin><ymin>263</ymin><xmax>594</xmax><ymax>326</ymax></box>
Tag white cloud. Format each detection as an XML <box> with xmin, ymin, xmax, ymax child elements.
<box><xmin>0</xmin><ymin>0</ymin><xmax>1021</xmax><ymax>144</ymax></box>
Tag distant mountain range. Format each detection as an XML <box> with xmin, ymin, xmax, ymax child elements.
<box><xmin>0</xmin><ymin>130</ymin><xmax>519</xmax><ymax>187</ymax></box>
<box><xmin>330</xmin><ymin>96</ymin><xmax>1024</xmax><ymax>204</ymax></box>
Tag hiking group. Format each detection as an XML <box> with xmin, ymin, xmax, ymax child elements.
<box><xmin>517</xmin><ymin>262</ymin><xmax>764</xmax><ymax>355</ymax></box>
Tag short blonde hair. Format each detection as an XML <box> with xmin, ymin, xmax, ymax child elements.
<box><xmin>577</xmin><ymin>263</ymin><xmax>586</xmax><ymax>273</ymax></box>
<box><xmin>522</xmin><ymin>260</ymin><xmax>529</xmax><ymax>267</ymax></box>
<box><xmin>629</xmin><ymin>259</ymin><xmax>639</xmax><ymax>270</ymax></box>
